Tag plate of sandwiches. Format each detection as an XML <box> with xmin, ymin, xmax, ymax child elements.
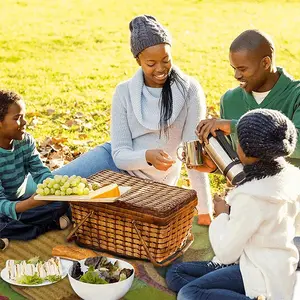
<box><xmin>1</xmin><ymin>257</ymin><xmax>73</xmax><ymax>287</ymax></box>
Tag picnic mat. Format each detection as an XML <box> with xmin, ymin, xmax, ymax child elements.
<box><xmin>0</xmin><ymin>217</ymin><xmax>214</xmax><ymax>300</ymax></box>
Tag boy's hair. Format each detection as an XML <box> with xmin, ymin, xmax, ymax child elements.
<box><xmin>0</xmin><ymin>90</ymin><xmax>22</xmax><ymax>121</ymax></box>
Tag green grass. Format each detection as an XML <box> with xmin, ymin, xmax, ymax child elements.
<box><xmin>1</xmin><ymin>0</ymin><xmax>300</xmax><ymax>192</ymax></box>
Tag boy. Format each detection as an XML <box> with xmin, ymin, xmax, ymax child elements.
<box><xmin>0</xmin><ymin>90</ymin><xmax>69</xmax><ymax>248</ymax></box>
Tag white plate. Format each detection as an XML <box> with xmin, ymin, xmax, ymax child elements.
<box><xmin>34</xmin><ymin>186</ymin><xmax>131</xmax><ymax>203</ymax></box>
<box><xmin>0</xmin><ymin>258</ymin><xmax>73</xmax><ymax>287</ymax></box>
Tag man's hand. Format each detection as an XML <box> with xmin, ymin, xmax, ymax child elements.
<box><xmin>213</xmin><ymin>194</ymin><xmax>230</xmax><ymax>217</ymax></box>
<box><xmin>15</xmin><ymin>195</ymin><xmax>51</xmax><ymax>213</ymax></box>
<box><xmin>146</xmin><ymin>149</ymin><xmax>176</xmax><ymax>171</ymax></box>
<box><xmin>196</xmin><ymin>118</ymin><xmax>232</xmax><ymax>144</ymax></box>
<box><xmin>188</xmin><ymin>151</ymin><xmax>218</xmax><ymax>173</ymax></box>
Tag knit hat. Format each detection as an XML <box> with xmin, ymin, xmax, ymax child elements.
<box><xmin>237</xmin><ymin>109</ymin><xmax>297</xmax><ymax>160</ymax></box>
<box><xmin>129</xmin><ymin>15</ymin><xmax>172</xmax><ymax>58</ymax></box>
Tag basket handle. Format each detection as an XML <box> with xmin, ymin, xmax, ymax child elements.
<box><xmin>66</xmin><ymin>210</ymin><xmax>94</xmax><ymax>242</ymax></box>
<box><xmin>132</xmin><ymin>221</ymin><xmax>194</xmax><ymax>267</ymax></box>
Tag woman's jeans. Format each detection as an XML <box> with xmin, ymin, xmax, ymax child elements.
<box><xmin>26</xmin><ymin>142</ymin><xmax>122</xmax><ymax>193</ymax></box>
<box><xmin>54</xmin><ymin>142</ymin><xmax>122</xmax><ymax>177</ymax></box>
<box><xmin>166</xmin><ymin>261</ymin><xmax>253</xmax><ymax>300</ymax></box>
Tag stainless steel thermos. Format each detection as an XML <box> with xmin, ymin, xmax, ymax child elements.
<box><xmin>204</xmin><ymin>131</ymin><xmax>245</xmax><ymax>185</ymax></box>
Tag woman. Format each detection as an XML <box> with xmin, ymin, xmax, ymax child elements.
<box><xmin>53</xmin><ymin>15</ymin><xmax>212</xmax><ymax>224</ymax></box>
<box><xmin>166</xmin><ymin>109</ymin><xmax>300</xmax><ymax>300</ymax></box>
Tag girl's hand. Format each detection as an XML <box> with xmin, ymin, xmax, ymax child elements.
<box><xmin>213</xmin><ymin>194</ymin><xmax>230</xmax><ymax>217</ymax></box>
<box><xmin>146</xmin><ymin>149</ymin><xmax>176</xmax><ymax>171</ymax></box>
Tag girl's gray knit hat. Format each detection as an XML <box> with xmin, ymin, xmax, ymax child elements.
<box><xmin>129</xmin><ymin>15</ymin><xmax>172</xmax><ymax>58</ymax></box>
<box><xmin>237</xmin><ymin>108</ymin><xmax>297</xmax><ymax>160</ymax></box>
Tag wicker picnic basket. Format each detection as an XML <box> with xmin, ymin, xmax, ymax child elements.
<box><xmin>68</xmin><ymin>170</ymin><xmax>198</xmax><ymax>266</ymax></box>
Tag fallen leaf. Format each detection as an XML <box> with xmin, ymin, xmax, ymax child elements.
<box><xmin>65</xmin><ymin>119</ymin><xmax>76</xmax><ymax>127</ymax></box>
<box><xmin>28</xmin><ymin>116</ymin><xmax>39</xmax><ymax>129</ymax></box>
<box><xmin>72</xmin><ymin>140</ymin><xmax>88</xmax><ymax>146</ymax></box>
<box><xmin>74</xmin><ymin>112</ymin><xmax>84</xmax><ymax>118</ymax></box>
<box><xmin>78</xmin><ymin>133</ymin><xmax>88</xmax><ymax>139</ymax></box>
<box><xmin>47</xmin><ymin>108</ymin><xmax>55</xmax><ymax>115</ymax></box>
<box><xmin>49</xmin><ymin>158</ymin><xmax>65</xmax><ymax>169</ymax></box>
<box><xmin>82</xmin><ymin>122</ymin><xmax>92</xmax><ymax>130</ymax></box>
<box><xmin>52</xmin><ymin>137</ymin><xmax>69</xmax><ymax>144</ymax></box>
<box><xmin>74</xmin><ymin>118</ymin><xmax>83</xmax><ymax>125</ymax></box>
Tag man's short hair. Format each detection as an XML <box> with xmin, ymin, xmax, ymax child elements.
<box><xmin>230</xmin><ymin>29</ymin><xmax>275</xmax><ymax>59</ymax></box>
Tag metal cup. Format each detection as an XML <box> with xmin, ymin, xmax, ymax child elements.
<box><xmin>177</xmin><ymin>140</ymin><xmax>203</xmax><ymax>166</ymax></box>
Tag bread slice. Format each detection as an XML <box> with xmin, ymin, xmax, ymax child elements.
<box><xmin>52</xmin><ymin>245</ymin><xmax>98</xmax><ymax>260</ymax></box>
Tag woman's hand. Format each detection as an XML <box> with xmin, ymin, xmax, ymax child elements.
<box><xmin>213</xmin><ymin>194</ymin><xmax>230</xmax><ymax>217</ymax></box>
<box><xmin>196</xmin><ymin>118</ymin><xmax>232</xmax><ymax>144</ymax></box>
<box><xmin>146</xmin><ymin>149</ymin><xmax>176</xmax><ymax>171</ymax></box>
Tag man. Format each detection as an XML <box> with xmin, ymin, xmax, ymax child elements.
<box><xmin>196</xmin><ymin>29</ymin><xmax>300</xmax><ymax>270</ymax></box>
<box><xmin>196</xmin><ymin>29</ymin><xmax>300</xmax><ymax>171</ymax></box>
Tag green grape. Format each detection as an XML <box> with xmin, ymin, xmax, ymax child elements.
<box><xmin>62</xmin><ymin>175</ymin><xmax>69</xmax><ymax>182</ymax></box>
<box><xmin>81</xmin><ymin>178</ymin><xmax>88</xmax><ymax>185</ymax></box>
<box><xmin>38</xmin><ymin>175</ymin><xmax>92</xmax><ymax>196</ymax></box>
<box><xmin>47</xmin><ymin>181</ymin><xmax>54</xmax><ymax>188</ymax></box>
<box><xmin>36</xmin><ymin>188</ymin><xmax>44</xmax><ymax>195</ymax></box>
<box><xmin>92</xmin><ymin>183</ymin><xmax>101</xmax><ymax>190</ymax></box>
<box><xmin>71</xmin><ymin>180</ymin><xmax>78</xmax><ymax>187</ymax></box>
<box><xmin>78</xmin><ymin>182</ymin><xmax>85</xmax><ymax>190</ymax></box>
<box><xmin>53</xmin><ymin>183</ymin><xmax>60</xmax><ymax>190</ymax></box>
<box><xmin>54</xmin><ymin>175</ymin><xmax>62</xmax><ymax>183</ymax></box>
<box><xmin>66</xmin><ymin>188</ymin><xmax>73</xmax><ymax>195</ymax></box>
<box><xmin>63</xmin><ymin>182</ymin><xmax>70</xmax><ymax>188</ymax></box>
<box><xmin>55</xmin><ymin>190</ymin><xmax>61</xmax><ymax>196</ymax></box>
<box><xmin>43</xmin><ymin>178</ymin><xmax>51</xmax><ymax>184</ymax></box>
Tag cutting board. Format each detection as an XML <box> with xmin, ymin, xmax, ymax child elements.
<box><xmin>34</xmin><ymin>186</ymin><xmax>131</xmax><ymax>203</ymax></box>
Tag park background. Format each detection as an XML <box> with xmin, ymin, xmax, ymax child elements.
<box><xmin>1</xmin><ymin>1</ymin><xmax>300</xmax><ymax>299</ymax></box>
<box><xmin>1</xmin><ymin>0</ymin><xmax>300</xmax><ymax>188</ymax></box>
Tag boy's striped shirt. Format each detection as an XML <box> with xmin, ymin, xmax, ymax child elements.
<box><xmin>0</xmin><ymin>133</ymin><xmax>52</xmax><ymax>219</ymax></box>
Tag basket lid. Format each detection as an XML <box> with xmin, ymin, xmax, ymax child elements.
<box><xmin>88</xmin><ymin>170</ymin><xmax>197</xmax><ymax>218</ymax></box>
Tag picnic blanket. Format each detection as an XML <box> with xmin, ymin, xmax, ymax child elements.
<box><xmin>0</xmin><ymin>217</ymin><xmax>214</xmax><ymax>300</ymax></box>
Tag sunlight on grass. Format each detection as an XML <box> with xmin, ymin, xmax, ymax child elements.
<box><xmin>0</xmin><ymin>0</ymin><xmax>299</xmax><ymax>191</ymax></box>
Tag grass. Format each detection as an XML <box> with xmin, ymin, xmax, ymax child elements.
<box><xmin>1</xmin><ymin>0</ymin><xmax>300</xmax><ymax>192</ymax></box>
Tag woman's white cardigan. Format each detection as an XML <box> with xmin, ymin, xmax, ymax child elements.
<box><xmin>209</xmin><ymin>164</ymin><xmax>300</xmax><ymax>300</ymax></box>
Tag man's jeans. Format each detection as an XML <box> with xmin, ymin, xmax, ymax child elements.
<box><xmin>166</xmin><ymin>261</ymin><xmax>253</xmax><ymax>300</ymax></box>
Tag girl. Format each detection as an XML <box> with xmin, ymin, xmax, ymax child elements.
<box><xmin>166</xmin><ymin>108</ymin><xmax>300</xmax><ymax>300</ymax></box>
<box><xmin>51</xmin><ymin>15</ymin><xmax>213</xmax><ymax>225</ymax></box>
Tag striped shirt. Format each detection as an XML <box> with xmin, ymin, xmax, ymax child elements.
<box><xmin>0</xmin><ymin>133</ymin><xmax>52</xmax><ymax>219</ymax></box>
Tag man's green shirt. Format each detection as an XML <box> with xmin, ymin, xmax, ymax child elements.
<box><xmin>221</xmin><ymin>67</ymin><xmax>300</xmax><ymax>167</ymax></box>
